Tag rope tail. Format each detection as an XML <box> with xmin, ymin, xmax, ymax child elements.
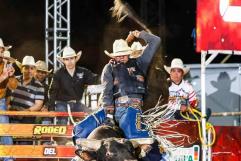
<box><xmin>67</xmin><ymin>104</ymin><xmax>77</xmax><ymax>126</ymax></box>
<box><xmin>110</xmin><ymin>0</ymin><xmax>152</xmax><ymax>33</ymax></box>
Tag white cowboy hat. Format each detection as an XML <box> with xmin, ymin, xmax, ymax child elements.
<box><xmin>104</xmin><ymin>39</ymin><xmax>133</xmax><ymax>58</ymax></box>
<box><xmin>35</xmin><ymin>60</ymin><xmax>52</xmax><ymax>73</ymax></box>
<box><xmin>57</xmin><ymin>46</ymin><xmax>82</xmax><ymax>62</ymax></box>
<box><xmin>129</xmin><ymin>41</ymin><xmax>146</xmax><ymax>59</ymax></box>
<box><xmin>164</xmin><ymin>58</ymin><xmax>190</xmax><ymax>75</ymax></box>
<box><xmin>2</xmin><ymin>50</ymin><xmax>16</xmax><ymax>63</ymax></box>
<box><xmin>0</xmin><ymin>38</ymin><xmax>12</xmax><ymax>50</ymax></box>
<box><xmin>22</xmin><ymin>56</ymin><xmax>36</xmax><ymax>66</ymax></box>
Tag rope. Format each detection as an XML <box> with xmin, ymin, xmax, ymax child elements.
<box><xmin>67</xmin><ymin>104</ymin><xmax>77</xmax><ymax>125</ymax></box>
<box><xmin>180</xmin><ymin>108</ymin><xmax>216</xmax><ymax>147</ymax></box>
<box><xmin>141</xmin><ymin>100</ymin><xmax>189</xmax><ymax>149</ymax></box>
<box><xmin>140</xmin><ymin>97</ymin><xmax>216</xmax><ymax>150</ymax></box>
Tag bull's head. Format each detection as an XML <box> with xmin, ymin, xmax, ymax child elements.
<box><xmin>75</xmin><ymin>138</ymin><xmax>146</xmax><ymax>161</ymax></box>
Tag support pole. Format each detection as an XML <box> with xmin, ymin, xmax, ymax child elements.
<box><xmin>201</xmin><ymin>51</ymin><xmax>207</xmax><ymax>161</ymax></box>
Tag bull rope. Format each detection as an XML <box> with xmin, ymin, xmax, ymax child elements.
<box><xmin>141</xmin><ymin>96</ymin><xmax>216</xmax><ymax>151</ymax></box>
<box><xmin>140</xmin><ymin>97</ymin><xmax>191</xmax><ymax>150</ymax></box>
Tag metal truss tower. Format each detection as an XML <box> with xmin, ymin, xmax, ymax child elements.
<box><xmin>45</xmin><ymin>0</ymin><xmax>70</xmax><ymax>71</ymax></box>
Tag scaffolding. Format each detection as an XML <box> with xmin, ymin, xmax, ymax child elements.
<box><xmin>45</xmin><ymin>0</ymin><xmax>70</xmax><ymax>71</ymax></box>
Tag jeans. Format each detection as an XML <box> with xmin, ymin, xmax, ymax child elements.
<box><xmin>55</xmin><ymin>101</ymin><xmax>87</xmax><ymax>125</ymax></box>
<box><xmin>0</xmin><ymin>98</ymin><xmax>13</xmax><ymax>145</ymax></box>
<box><xmin>115</xmin><ymin>106</ymin><xmax>150</xmax><ymax>139</ymax></box>
<box><xmin>0</xmin><ymin>98</ymin><xmax>14</xmax><ymax>161</ymax></box>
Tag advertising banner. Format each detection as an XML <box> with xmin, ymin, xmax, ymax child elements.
<box><xmin>196</xmin><ymin>0</ymin><xmax>241</xmax><ymax>52</ymax></box>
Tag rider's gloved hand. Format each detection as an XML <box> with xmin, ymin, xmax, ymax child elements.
<box><xmin>180</xmin><ymin>98</ymin><xmax>188</xmax><ymax>107</ymax></box>
<box><xmin>103</xmin><ymin>106</ymin><xmax>116</xmax><ymax>126</ymax></box>
<box><xmin>103</xmin><ymin>114</ymin><xmax>116</xmax><ymax>127</ymax></box>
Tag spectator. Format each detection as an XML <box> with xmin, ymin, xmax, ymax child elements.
<box><xmin>164</xmin><ymin>58</ymin><xmax>199</xmax><ymax>119</ymax></box>
<box><xmin>9</xmin><ymin>56</ymin><xmax>44</xmax><ymax>124</ymax></box>
<box><xmin>0</xmin><ymin>39</ymin><xmax>16</xmax><ymax>161</ymax></box>
<box><xmin>34</xmin><ymin>60</ymin><xmax>52</xmax><ymax>124</ymax></box>
<box><xmin>46</xmin><ymin>46</ymin><xmax>98</xmax><ymax>125</ymax></box>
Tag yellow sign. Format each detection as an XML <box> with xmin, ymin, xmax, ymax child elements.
<box><xmin>33</xmin><ymin>126</ymin><xmax>67</xmax><ymax>135</ymax></box>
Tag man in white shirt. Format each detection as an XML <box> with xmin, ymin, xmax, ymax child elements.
<box><xmin>164</xmin><ymin>58</ymin><xmax>199</xmax><ymax>119</ymax></box>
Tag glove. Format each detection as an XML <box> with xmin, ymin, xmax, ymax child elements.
<box><xmin>103</xmin><ymin>114</ymin><xmax>116</xmax><ymax>127</ymax></box>
<box><xmin>179</xmin><ymin>98</ymin><xmax>188</xmax><ymax>106</ymax></box>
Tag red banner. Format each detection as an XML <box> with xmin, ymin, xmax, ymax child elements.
<box><xmin>196</xmin><ymin>0</ymin><xmax>241</xmax><ymax>52</ymax></box>
<box><xmin>212</xmin><ymin>126</ymin><xmax>241</xmax><ymax>161</ymax></box>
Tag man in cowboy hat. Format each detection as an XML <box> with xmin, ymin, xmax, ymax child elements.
<box><xmin>34</xmin><ymin>60</ymin><xmax>53</xmax><ymax>124</ymax></box>
<box><xmin>207</xmin><ymin>72</ymin><xmax>238</xmax><ymax>125</ymax></box>
<box><xmin>8</xmin><ymin>56</ymin><xmax>44</xmax><ymax>125</ymax></box>
<box><xmin>0</xmin><ymin>38</ymin><xmax>12</xmax><ymax>54</ymax></box>
<box><xmin>47</xmin><ymin>46</ymin><xmax>98</xmax><ymax>126</ymax></box>
<box><xmin>34</xmin><ymin>60</ymin><xmax>52</xmax><ymax>105</ymax></box>
<box><xmin>73</xmin><ymin>30</ymin><xmax>161</xmax><ymax>160</ymax></box>
<box><xmin>164</xmin><ymin>58</ymin><xmax>199</xmax><ymax>119</ymax></box>
<box><xmin>0</xmin><ymin>49</ymin><xmax>16</xmax><ymax>161</ymax></box>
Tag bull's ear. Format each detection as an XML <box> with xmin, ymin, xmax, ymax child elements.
<box><xmin>77</xmin><ymin>150</ymin><xmax>97</xmax><ymax>161</ymax></box>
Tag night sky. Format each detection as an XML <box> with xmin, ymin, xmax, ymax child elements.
<box><xmin>0</xmin><ymin>0</ymin><xmax>239</xmax><ymax>74</ymax></box>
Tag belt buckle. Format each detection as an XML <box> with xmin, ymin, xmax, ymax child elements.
<box><xmin>69</xmin><ymin>100</ymin><xmax>77</xmax><ymax>103</ymax></box>
<box><xmin>117</xmin><ymin>96</ymin><xmax>129</xmax><ymax>104</ymax></box>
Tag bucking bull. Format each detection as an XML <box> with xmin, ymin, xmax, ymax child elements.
<box><xmin>72</xmin><ymin>125</ymin><xmax>161</xmax><ymax>161</ymax></box>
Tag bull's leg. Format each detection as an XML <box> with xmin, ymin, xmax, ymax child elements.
<box><xmin>72</xmin><ymin>108</ymin><xmax>106</xmax><ymax>143</ymax></box>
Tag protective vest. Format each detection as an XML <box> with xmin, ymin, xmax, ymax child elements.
<box><xmin>112</xmin><ymin>59</ymin><xmax>145</xmax><ymax>98</ymax></box>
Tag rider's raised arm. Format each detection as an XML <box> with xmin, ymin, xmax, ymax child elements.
<box><xmin>137</xmin><ymin>31</ymin><xmax>161</xmax><ymax>74</ymax></box>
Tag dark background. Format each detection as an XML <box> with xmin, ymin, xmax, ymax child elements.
<box><xmin>0</xmin><ymin>0</ymin><xmax>239</xmax><ymax>74</ymax></box>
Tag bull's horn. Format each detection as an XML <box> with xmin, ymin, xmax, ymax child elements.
<box><xmin>75</xmin><ymin>139</ymin><xmax>102</xmax><ymax>150</ymax></box>
<box><xmin>129</xmin><ymin>138</ymin><xmax>154</xmax><ymax>147</ymax></box>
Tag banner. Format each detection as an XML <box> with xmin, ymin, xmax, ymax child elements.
<box><xmin>196</xmin><ymin>0</ymin><xmax>241</xmax><ymax>52</ymax></box>
<box><xmin>0</xmin><ymin>145</ymin><xmax>75</xmax><ymax>158</ymax></box>
<box><xmin>0</xmin><ymin>124</ymin><xmax>73</xmax><ymax>137</ymax></box>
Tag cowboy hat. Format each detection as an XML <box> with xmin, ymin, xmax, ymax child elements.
<box><xmin>57</xmin><ymin>46</ymin><xmax>82</xmax><ymax>62</ymax></box>
<box><xmin>211</xmin><ymin>72</ymin><xmax>236</xmax><ymax>89</ymax></box>
<box><xmin>104</xmin><ymin>39</ymin><xmax>133</xmax><ymax>58</ymax></box>
<box><xmin>0</xmin><ymin>38</ymin><xmax>12</xmax><ymax>51</ymax></box>
<box><xmin>2</xmin><ymin>50</ymin><xmax>16</xmax><ymax>63</ymax></box>
<box><xmin>129</xmin><ymin>41</ymin><xmax>146</xmax><ymax>59</ymax></box>
<box><xmin>22</xmin><ymin>56</ymin><xmax>36</xmax><ymax>66</ymax></box>
<box><xmin>164</xmin><ymin>58</ymin><xmax>190</xmax><ymax>75</ymax></box>
<box><xmin>35</xmin><ymin>60</ymin><xmax>52</xmax><ymax>73</ymax></box>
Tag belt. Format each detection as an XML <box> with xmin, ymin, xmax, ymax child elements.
<box><xmin>115</xmin><ymin>96</ymin><xmax>143</xmax><ymax>109</ymax></box>
<box><xmin>116</xmin><ymin>95</ymin><xmax>143</xmax><ymax>103</ymax></box>
<box><xmin>56</xmin><ymin>100</ymin><xmax>81</xmax><ymax>104</ymax></box>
